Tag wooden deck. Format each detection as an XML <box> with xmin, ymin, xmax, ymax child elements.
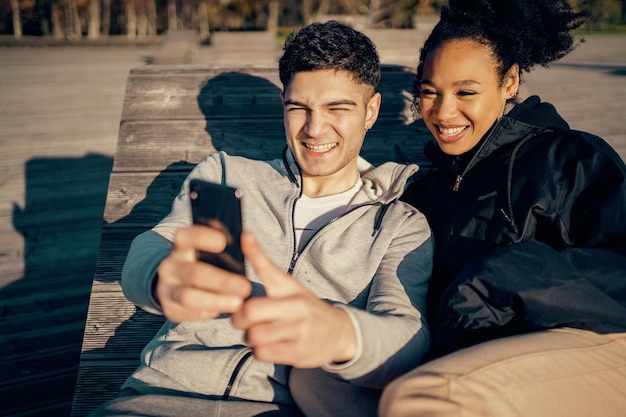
<box><xmin>0</xmin><ymin>28</ymin><xmax>625</xmax><ymax>417</ymax></box>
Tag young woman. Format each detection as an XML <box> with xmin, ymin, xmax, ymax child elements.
<box><xmin>380</xmin><ymin>0</ymin><xmax>626</xmax><ymax>416</ymax></box>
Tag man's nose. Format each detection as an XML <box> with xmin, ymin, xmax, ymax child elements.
<box><xmin>304</xmin><ymin>111</ymin><xmax>329</xmax><ymax>137</ymax></box>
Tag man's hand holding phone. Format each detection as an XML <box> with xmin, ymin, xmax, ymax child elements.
<box><xmin>155</xmin><ymin>180</ymin><xmax>356</xmax><ymax>365</ymax></box>
<box><xmin>154</xmin><ymin>180</ymin><xmax>251</xmax><ymax>323</ymax></box>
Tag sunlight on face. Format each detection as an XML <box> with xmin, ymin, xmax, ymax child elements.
<box><xmin>419</xmin><ymin>39</ymin><xmax>517</xmax><ymax>155</ymax></box>
<box><xmin>282</xmin><ymin>69</ymin><xmax>380</xmax><ymax>196</ymax></box>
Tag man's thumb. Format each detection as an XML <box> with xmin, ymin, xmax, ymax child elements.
<box><xmin>241</xmin><ymin>231</ymin><xmax>302</xmax><ymax>297</ymax></box>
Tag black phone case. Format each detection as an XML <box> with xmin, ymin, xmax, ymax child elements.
<box><xmin>189</xmin><ymin>179</ymin><xmax>245</xmax><ymax>275</ymax></box>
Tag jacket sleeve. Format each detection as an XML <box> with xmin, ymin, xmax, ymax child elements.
<box><xmin>322</xmin><ymin>210</ymin><xmax>434</xmax><ymax>389</ymax></box>
<box><xmin>430</xmin><ymin>240</ymin><xmax>626</xmax><ymax>357</ymax></box>
<box><xmin>121</xmin><ymin>155</ymin><xmax>223</xmax><ymax>313</ymax></box>
<box><xmin>430</xmin><ymin>132</ymin><xmax>626</xmax><ymax>358</ymax></box>
<box><xmin>121</xmin><ymin>230</ymin><xmax>173</xmax><ymax>315</ymax></box>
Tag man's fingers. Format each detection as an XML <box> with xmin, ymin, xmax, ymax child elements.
<box><xmin>241</xmin><ymin>231</ymin><xmax>303</xmax><ymax>298</ymax></box>
<box><xmin>159</xmin><ymin>253</ymin><xmax>250</xmax><ymax>297</ymax></box>
<box><xmin>174</xmin><ymin>225</ymin><xmax>228</xmax><ymax>257</ymax></box>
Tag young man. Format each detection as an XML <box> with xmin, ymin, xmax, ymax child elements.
<box><xmin>90</xmin><ymin>20</ymin><xmax>433</xmax><ymax>417</ymax></box>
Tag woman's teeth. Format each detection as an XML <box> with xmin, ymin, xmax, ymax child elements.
<box><xmin>439</xmin><ymin>126</ymin><xmax>466</xmax><ymax>136</ymax></box>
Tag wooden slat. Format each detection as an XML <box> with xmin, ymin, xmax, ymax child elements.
<box><xmin>113</xmin><ymin>119</ymin><xmax>285</xmax><ymax>172</ymax></box>
<box><xmin>81</xmin><ymin>288</ymin><xmax>165</xmax><ymax>353</ymax></box>
<box><xmin>91</xmin><ymin>228</ymin><xmax>147</xmax><ymax>282</ymax></box>
<box><xmin>121</xmin><ymin>70</ymin><xmax>282</xmax><ymax>121</ymax></box>
<box><xmin>103</xmin><ymin>171</ymin><xmax>190</xmax><ymax>224</ymax></box>
<box><xmin>71</xmin><ymin>362</ymin><xmax>148</xmax><ymax>417</ymax></box>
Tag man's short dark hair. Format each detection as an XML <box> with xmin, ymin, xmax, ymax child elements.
<box><xmin>278</xmin><ymin>20</ymin><xmax>381</xmax><ymax>90</ymax></box>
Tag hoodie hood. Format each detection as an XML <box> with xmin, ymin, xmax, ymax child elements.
<box><xmin>281</xmin><ymin>146</ymin><xmax>419</xmax><ymax>204</ymax></box>
<box><xmin>505</xmin><ymin>95</ymin><xmax>570</xmax><ymax>131</ymax></box>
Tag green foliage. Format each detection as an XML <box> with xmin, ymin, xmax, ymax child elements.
<box><xmin>579</xmin><ymin>0</ymin><xmax>624</xmax><ymax>29</ymax></box>
<box><xmin>3</xmin><ymin>0</ymin><xmax>624</xmax><ymax>37</ymax></box>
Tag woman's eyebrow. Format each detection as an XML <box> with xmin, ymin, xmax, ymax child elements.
<box><xmin>420</xmin><ymin>79</ymin><xmax>481</xmax><ymax>86</ymax></box>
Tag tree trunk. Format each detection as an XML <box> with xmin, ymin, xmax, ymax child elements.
<box><xmin>301</xmin><ymin>0</ymin><xmax>313</xmax><ymax>25</ymax></box>
<box><xmin>88</xmin><ymin>0</ymin><xmax>101</xmax><ymax>39</ymax></box>
<box><xmin>317</xmin><ymin>0</ymin><xmax>330</xmax><ymax>18</ymax></box>
<box><xmin>168</xmin><ymin>0</ymin><xmax>177</xmax><ymax>32</ymax></box>
<box><xmin>267</xmin><ymin>0</ymin><xmax>279</xmax><ymax>33</ymax></box>
<box><xmin>102</xmin><ymin>0</ymin><xmax>111</xmax><ymax>36</ymax></box>
<box><xmin>52</xmin><ymin>1</ymin><xmax>64</xmax><ymax>38</ymax></box>
<box><xmin>65</xmin><ymin>0</ymin><xmax>76</xmax><ymax>38</ymax></box>
<box><xmin>368</xmin><ymin>0</ymin><xmax>381</xmax><ymax>28</ymax></box>
<box><xmin>126</xmin><ymin>0</ymin><xmax>137</xmax><ymax>38</ymax></box>
<box><xmin>70</xmin><ymin>0</ymin><xmax>82</xmax><ymax>38</ymax></box>
<box><xmin>136</xmin><ymin>0</ymin><xmax>148</xmax><ymax>37</ymax></box>
<box><xmin>147</xmin><ymin>0</ymin><xmax>157</xmax><ymax>36</ymax></box>
<box><xmin>198</xmin><ymin>0</ymin><xmax>210</xmax><ymax>40</ymax></box>
<box><xmin>10</xmin><ymin>0</ymin><xmax>22</xmax><ymax>38</ymax></box>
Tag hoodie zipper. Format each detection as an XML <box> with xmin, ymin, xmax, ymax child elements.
<box><xmin>288</xmin><ymin>196</ymin><xmax>300</xmax><ymax>273</ymax></box>
<box><xmin>288</xmin><ymin>201</ymin><xmax>387</xmax><ymax>273</ymax></box>
<box><xmin>221</xmin><ymin>349</ymin><xmax>254</xmax><ymax>401</ymax></box>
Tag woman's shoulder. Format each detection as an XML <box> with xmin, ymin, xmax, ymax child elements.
<box><xmin>524</xmin><ymin>128</ymin><xmax>623</xmax><ymax>168</ymax></box>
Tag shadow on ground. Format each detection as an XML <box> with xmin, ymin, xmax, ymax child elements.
<box><xmin>0</xmin><ymin>154</ymin><xmax>113</xmax><ymax>417</ymax></box>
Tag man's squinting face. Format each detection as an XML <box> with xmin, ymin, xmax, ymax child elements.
<box><xmin>419</xmin><ymin>39</ymin><xmax>517</xmax><ymax>155</ymax></box>
<box><xmin>282</xmin><ymin>69</ymin><xmax>380</xmax><ymax>185</ymax></box>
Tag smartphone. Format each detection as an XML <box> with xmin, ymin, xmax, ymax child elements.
<box><xmin>189</xmin><ymin>179</ymin><xmax>245</xmax><ymax>276</ymax></box>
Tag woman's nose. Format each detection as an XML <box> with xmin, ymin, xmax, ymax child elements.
<box><xmin>434</xmin><ymin>95</ymin><xmax>457</xmax><ymax>120</ymax></box>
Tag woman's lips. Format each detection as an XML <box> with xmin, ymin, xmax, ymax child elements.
<box><xmin>436</xmin><ymin>125</ymin><xmax>468</xmax><ymax>143</ymax></box>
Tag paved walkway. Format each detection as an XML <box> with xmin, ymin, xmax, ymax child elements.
<box><xmin>0</xmin><ymin>30</ymin><xmax>624</xmax><ymax>417</ymax></box>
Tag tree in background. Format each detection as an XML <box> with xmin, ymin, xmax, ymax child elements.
<box><xmin>10</xmin><ymin>0</ymin><xmax>21</xmax><ymax>38</ymax></box>
<box><xmin>2</xmin><ymin>0</ymin><xmax>623</xmax><ymax>38</ymax></box>
<box><xmin>87</xmin><ymin>0</ymin><xmax>100</xmax><ymax>38</ymax></box>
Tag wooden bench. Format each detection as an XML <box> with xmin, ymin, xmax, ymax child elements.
<box><xmin>69</xmin><ymin>63</ymin><xmax>432</xmax><ymax>417</ymax></box>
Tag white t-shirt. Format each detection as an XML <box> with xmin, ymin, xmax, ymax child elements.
<box><xmin>294</xmin><ymin>179</ymin><xmax>364</xmax><ymax>253</ymax></box>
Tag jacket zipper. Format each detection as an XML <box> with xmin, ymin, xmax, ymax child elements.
<box><xmin>453</xmin><ymin>175</ymin><xmax>462</xmax><ymax>191</ymax></box>
<box><xmin>288</xmin><ymin>186</ymin><xmax>301</xmax><ymax>273</ymax></box>
<box><xmin>451</xmin><ymin>121</ymin><xmax>499</xmax><ymax>192</ymax></box>
<box><xmin>288</xmin><ymin>201</ymin><xmax>385</xmax><ymax>273</ymax></box>
<box><xmin>221</xmin><ymin>349</ymin><xmax>254</xmax><ymax>401</ymax></box>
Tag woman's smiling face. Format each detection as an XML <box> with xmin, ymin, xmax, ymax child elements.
<box><xmin>419</xmin><ymin>39</ymin><xmax>518</xmax><ymax>155</ymax></box>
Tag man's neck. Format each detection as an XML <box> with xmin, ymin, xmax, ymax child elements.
<box><xmin>302</xmin><ymin>172</ymin><xmax>360</xmax><ymax>198</ymax></box>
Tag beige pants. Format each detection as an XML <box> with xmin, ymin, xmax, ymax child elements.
<box><xmin>379</xmin><ymin>328</ymin><xmax>626</xmax><ymax>417</ymax></box>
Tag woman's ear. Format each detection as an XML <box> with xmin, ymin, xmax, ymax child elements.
<box><xmin>504</xmin><ymin>64</ymin><xmax>520</xmax><ymax>98</ymax></box>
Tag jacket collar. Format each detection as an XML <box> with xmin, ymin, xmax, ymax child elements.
<box><xmin>425</xmin><ymin>95</ymin><xmax>563</xmax><ymax>173</ymax></box>
<box><xmin>281</xmin><ymin>145</ymin><xmax>419</xmax><ymax>204</ymax></box>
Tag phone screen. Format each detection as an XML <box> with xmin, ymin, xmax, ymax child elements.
<box><xmin>189</xmin><ymin>179</ymin><xmax>245</xmax><ymax>276</ymax></box>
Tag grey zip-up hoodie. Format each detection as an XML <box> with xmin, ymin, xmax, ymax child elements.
<box><xmin>120</xmin><ymin>149</ymin><xmax>433</xmax><ymax>405</ymax></box>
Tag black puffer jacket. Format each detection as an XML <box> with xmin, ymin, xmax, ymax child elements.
<box><xmin>402</xmin><ymin>95</ymin><xmax>626</xmax><ymax>360</ymax></box>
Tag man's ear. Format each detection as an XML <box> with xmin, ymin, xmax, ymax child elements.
<box><xmin>280</xmin><ymin>91</ymin><xmax>285</xmax><ymax>105</ymax></box>
<box><xmin>365</xmin><ymin>92</ymin><xmax>382</xmax><ymax>128</ymax></box>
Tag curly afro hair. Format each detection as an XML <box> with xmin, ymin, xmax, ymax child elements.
<box><xmin>413</xmin><ymin>0</ymin><xmax>588</xmax><ymax>113</ymax></box>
